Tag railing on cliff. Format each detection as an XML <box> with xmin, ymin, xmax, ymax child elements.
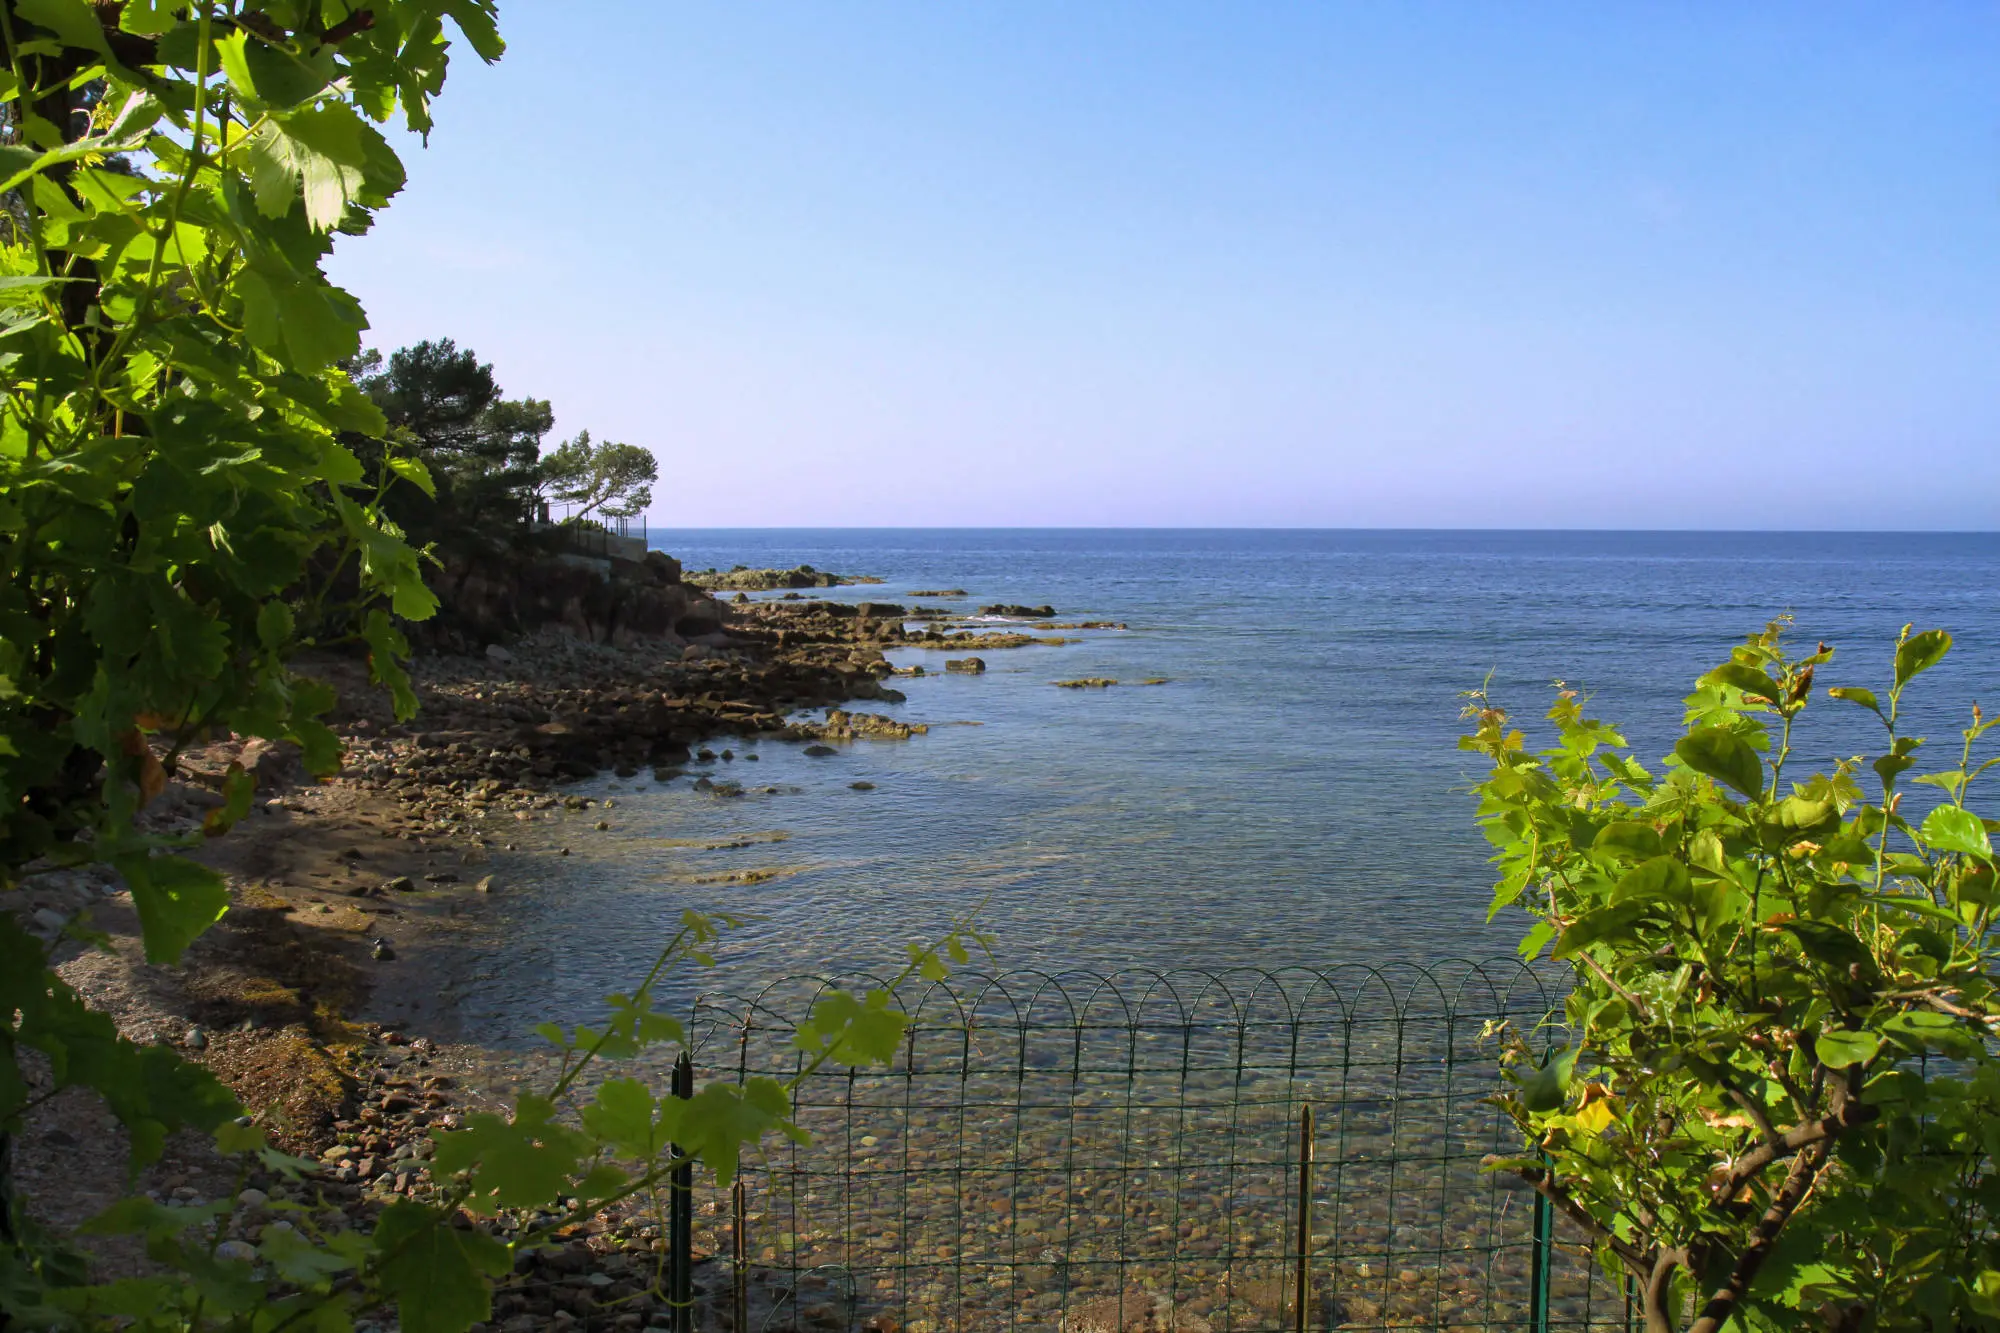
<box><xmin>533</xmin><ymin>510</ymin><xmax>649</xmax><ymax>560</ymax></box>
<box><xmin>650</xmin><ymin>962</ymin><xmax>1630</xmax><ymax>1333</ymax></box>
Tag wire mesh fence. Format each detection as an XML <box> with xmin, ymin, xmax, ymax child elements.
<box><xmin>663</xmin><ymin>961</ymin><xmax>1630</xmax><ymax>1333</ymax></box>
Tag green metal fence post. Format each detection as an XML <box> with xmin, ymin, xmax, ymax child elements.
<box><xmin>670</xmin><ymin>1051</ymin><xmax>695</xmax><ymax>1333</ymax></box>
<box><xmin>1528</xmin><ymin>1166</ymin><xmax>1553</xmax><ymax>1333</ymax></box>
<box><xmin>1295</xmin><ymin>1103</ymin><xmax>1314</xmax><ymax>1333</ymax></box>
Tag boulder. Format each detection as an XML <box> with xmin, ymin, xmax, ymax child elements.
<box><xmin>980</xmin><ymin>604</ymin><xmax>1056</xmax><ymax>618</ymax></box>
<box><xmin>945</xmin><ymin>657</ymin><xmax>987</xmax><ymax>674</ymax></box>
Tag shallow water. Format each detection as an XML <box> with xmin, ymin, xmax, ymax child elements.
<box><xmin>445</xmin><ymin>529</ymin><xmax>2000</xmax><ymax>1041</ymax></box>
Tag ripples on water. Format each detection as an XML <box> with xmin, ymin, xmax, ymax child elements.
<box><xmin>446</xmin><ymin>529</ymin><xmax>2000</xmax><ymax>1041</ymax></box>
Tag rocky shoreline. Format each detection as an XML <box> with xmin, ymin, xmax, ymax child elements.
<box><xmin>15</xmin><ymin>564</ymin><xmax>1102</xmax><ymax>1330</ymax></box>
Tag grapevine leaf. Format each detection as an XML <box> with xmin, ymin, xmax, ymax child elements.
<box><xmin>386</xmin><ymin>454</ymin><xmax>436</xmax><ymax>498</ymax></box>
<box><xmin>428</xmin><ymin>1095</ymin><xmax>589</xmax><ymax>1214</ymax></box>
<box><xmin>659</xmin><ymin>1079</ymin><xmax>803</xmax><ymax>1188</ymax></box>
<box><xmin>579</xmin><ymin>1078</ymin><xmax>667</xmax><ymax>1160</ymax></box>
<box><xmin>116</xmin><ymin>854</ymin><xmax>231</xmax><ymax>964</ymax></box>
<box><xmin>371</xmin><ymin>1201</ymin><xmax>509</xmax><ymax>1333</ymax></box>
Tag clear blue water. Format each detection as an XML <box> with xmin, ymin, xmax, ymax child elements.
<box><xmin>451</xmin><ymin>529</ymin><xmax>2000</xmax><ymax>1039</ymax></box>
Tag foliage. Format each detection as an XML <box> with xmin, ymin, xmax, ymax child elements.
<box><xmin>537</xmin><ymin>427</ymin><xmax>655</xmax><ymax>524</ymax></box>
<box><xmin>347</xmin><ymin>338</ymin><xmax>552</xmax><ymax>544</ymax></box>
<box><xmin>0</xmin><ymin>0</ymin><xmax>499</xmax><ymax>1318</ymax></box>
<box><xmin>0</xmin><ymin>0</ymin><xmax>486</xmax><ymax>929</ymax></box>
<box><xmin>1465</xmin><ymin>621</ymin><xmax>2000</xmax><ymax>1333</ymax></box>
<box><xmin>18</xmin><ymin>912</ymin><xmax>985</xmax><ymax>1332</ymax></box>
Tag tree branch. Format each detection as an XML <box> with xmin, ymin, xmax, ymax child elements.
<box><xmin>1492</xmin><ymin>1157</ymin><xmax>1651</xmax><ymax>1273</ymax></box>
<box><xmin>1689</xmin><ymin>1135</ymin><xmax>1836</xmax><ymax>1333</ymax></box>
<box><xmin>1713</xmin><ymin>1089</ymin><xmax>1874</xmax><ymax>1204</ymax></box>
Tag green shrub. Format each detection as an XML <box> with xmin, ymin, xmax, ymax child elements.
<box><xmin>1467</xmin><ymin>621</ymin><xmax>2000</xmax><ymax>1333</ymax></box>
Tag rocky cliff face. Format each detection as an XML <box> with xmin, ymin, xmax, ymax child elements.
<box><xmin>413</xmin><ymin>548</ymin><xmax>727</xmax><ymax>653</ymax></box>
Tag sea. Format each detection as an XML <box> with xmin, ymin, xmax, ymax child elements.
<box><xmin>446</xmin><ymin>529</ymin><xmax>2000</xmax><ymax>1042</ymax></box>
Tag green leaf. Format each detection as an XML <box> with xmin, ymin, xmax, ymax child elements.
<box><xmin>1611</xmin><ymin>855</ymin><xmax>1691</xmax><ymax>906</ymax></box>
<box><xmin>1894</xmin><ymin>629</ymin><xmax>1951</xmax><ymax>689</ymax></box>
<box><xmin>428</xmin><ymin>1095</ymin><xmax>589</xmax><ymax>1213</ymax></box>
<box><xmin>1676</xmin><ymin>725</ymin><xmax>1766</xmax><ymax>799</ymax></box>
<box><xmin>118</xmin><ymin>0</ymin><xmax>176</xmax><ymax>36</ymax></box>
<box><xmin>213</xmin><ymin>29</ymin><xmax>259</xmax><ymax>99</ymax></box>
<box><xmin>1921</xmin><ymin>805</ymin><xmax>1992</xmax><ymax>859</ymax></box>
<box><xmin>1553</xmin><ymin>900</ymin><xmax>1654</xmax><ymax>959</ymax></box>
<box><xmin>1514</xmin><ymin>1045</ymin><xmax>1578</xmax><ymax>1113</ymax></box>
<box><xmin>1591</xmin><ymin>821</ymin><xmax>1662</xmax><ymax>862</ymax></box>
<box><xmin>1703</xmin><ymin>662</ymin><xmax>1782</xmax><ymax>702</ymax></box>
<box><xmin>1814</xmin><ymin>1028</ymin><xmax>1879</xmax><ymax>1069</ymax></box>
<box><xmin>1778</xmin><ymin>920</ymin><xmax>1871</xmax><ymax>971</ymax></box>
<box><xmin>371</xmin><ymin>1201</ymin><xmax>509</xmax><ymax>1333</ymax></box>
<box><xmin>579</xmin><ymin>1078</ymin><xmax>667</xmax><ymax>1160</ymax></box>
<box><xmin>794</xmin><ymin>989</ymin><xmax>909</xmax><ymax>1067</ymax></box>
<box><xmin>386</xmin><ymin>453</ymin><xmax>436</xmax><ymax>499</ymax></box>
<box><xmin>16</xmin><ymin>0</ymin><xmax>111</xmax><ymax>56</ymax></box>
<box><xmin>444</xmin><ymin>0</ymin><xmax>507</xmax><ymax>62</ymax></box>
<box><xmin>256</xmin><ymin>600</ymin><xmax>294</xmax><ymax>652</ymax></box>
<box><xmin>1826</xmin><ymin>685</ymin><xmax>1882</xmax><ymax>716</ymax></box>
<box><xmin>656</xmin><ymin>1078</ymin><xmax>803</xmax><ymax>1188</ymax></box>
<box><xmin>116</xmin><ymin>854</ymin><xmax>231</xmax><ymax>964</ymax></box>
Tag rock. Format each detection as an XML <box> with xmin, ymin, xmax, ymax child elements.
<box><xmin>422</xmin><ymin>871</ymin><xmax>459</xmax><ymax>883</ymax></box>
<box><xmin>185</xmin><ymin>1027</ymin><xmax>208</xmax><ymax>1050</ymax></box>
<box><xmin>944</xmin><ymin>657</ymin><xmax>986</xmax><ymax>674</ymax></box>
<box><xmin>803</xmin><ymin>745</ymin><xmax>837</xmax><ymax>757</ymax></box>
<box><xmin>475</xmin><ymin>876</ymin><xmax>497</xmax><ymax>894</ymax></box>
<box><xmin>819</xmin><ymin>709</ymin><xmax>927</xmax><ymax>740</ymax></box>
<box><xmin>237</xmin><ymin>737</ymin><xmax>307</xmax><ymax>791</ymax></box>
<box><xmin>980</xmin><ymin>604</ymin><xmax>1056</xmax><ymax>618</ymax></box>
<box><xmin>30</xmin><ymin>907</ymin><xmax>66</xmax><ymax>933</ymax></box>
<box><xmin>381</xmin><ymin>876</ymin><xmax>415</xmax><ymax>893</ymax></box>
<box><xmin>215</xmin><ymin>1240</ymin><xmax>257</xmax><ymax>1264</ymax></box>
<box><xmin>685</xmin><ymin>564</ymin><xmax>884</xmax><ymax>591</ymax></box>
<box><xmin>905</xmin><ymin>589</ymin><xmax>967</xmax><ymax>598</ymax></box>
<box><xmin>485</xmin><ymin>643</ymin><xmax>515</xmax><ymax>663</ymax></box>
<box><xmin>371</xmin><ymin>939</ymin><xmax>396</xmax><ymax>961</ymax></box>
<box><xmin>1060</xmin><ymin>1288</ymin><xmax>1210</xmax><ymax>1332</ymax></box>
<box><xmin>850</xmin><ymin>781</ymin><xmax>876</xmax><ymax>791</ymax></box>
<box><xmin>236</xmin><ymin>1188</ymin><xmax>269</xmax><ymax>1209</ymax></box>
<box><xmin>1055</xmin><ymin>678</ymin><xmax>1117</xmax><ymax>688</ymax></box>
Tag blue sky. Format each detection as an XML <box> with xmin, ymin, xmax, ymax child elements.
<box><xmin>327</xmin><ymin>4</ymin><xmax>2000</xmax><ymax>529</ymax></box>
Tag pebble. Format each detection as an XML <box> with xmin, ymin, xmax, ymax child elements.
<box><xmin>476</xmin><ymin>876</ymin><xmax>497</xmax><ymax>894</ymax></box>
<box><xmin>371</xmin><ymin>939</ymin><xmax>396</xmax><ymax>961</ymax></box>
<box><xmin>236</xmin><ymin>1188</ymin><xmax>268</xmax><ymax>1209</ymax></box>
<box><xmin>185</xmin><ymin>1027</ymin><xmax>207</xmax><ymax>1050</ymax></box>
<box><xmin>215</xmin><ymin>1240</ymin><xmax>257</xmax><ymax>1263</ymax></box>
<box><xmin>381</xmin><ymin>876</ymin><xmax>415</xmax><ymax>894</ymax></box>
